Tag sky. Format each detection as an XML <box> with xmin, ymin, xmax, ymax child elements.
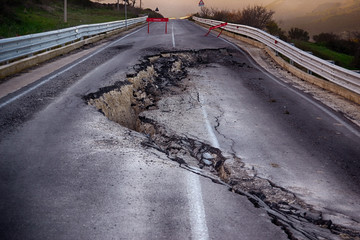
<box><xmin>96</xmin><ymin>0</ymin><xmax>273</xmax><ymax>18</ymax></box>
<box><xmin>92</xmin><ymin>0</ymin><xmax>360</xmax><ymax>35</ymax></box>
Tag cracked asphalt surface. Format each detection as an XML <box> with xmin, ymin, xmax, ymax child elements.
<box><xmin>1</xmin><ymin>20</ymin><xmax>360</xmax><ymax>239</ymax></box>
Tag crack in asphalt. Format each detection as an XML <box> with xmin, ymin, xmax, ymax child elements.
<box><xmin>213</xmin><ymin>108</ymin><xmax>237</xmax><ymax>156</ymax></box>
<box><xmin>84</xmin><ymin>49</ymin><xmax>360</xmax><ymax>240</ymax></box>
<box><xmin>0</xmin><ymin>44</ymin><xmax>134</xmax><ymax>141</ymax></box>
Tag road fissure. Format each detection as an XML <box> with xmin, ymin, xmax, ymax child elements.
<box><xmin>84</xmin><ymin>49</ymin><xmax>360</xmax><ymax>239</ymax></box>
<box><xmin>0</xmin><ymin>27</ymin><xmax>145</xmax><ymax>110</ymax></box>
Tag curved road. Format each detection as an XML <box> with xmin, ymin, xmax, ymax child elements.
<box><xmin>0</xmin><ymin>20</ymin><xmax>359</xmax><ymax>239</ymax></box>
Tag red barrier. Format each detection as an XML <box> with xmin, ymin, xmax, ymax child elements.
<box><xmin>205</xmin><ymin>22</ymin><xmax>228</xmax><ymax>37</ymax></box>
<box><xmin>147</xmin><ymin>18</ymin><xmax>169</xmax><ymax>34</ymax></box>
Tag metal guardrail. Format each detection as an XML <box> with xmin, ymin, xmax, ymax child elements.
<box><xmin>193</xmin><ymin>17</ymin><xmax>360</xmax><ymax>95</ymax></box>
<box><xmin>0</xmin><ymin>16</ymin><xmax>147</xmax><ymax>64</ymax></box>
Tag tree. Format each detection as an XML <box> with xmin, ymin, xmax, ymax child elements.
<box><xmin>353</xmin><ymin>46</ymin><xmax>360</xmax><ymax>68</ymax></box>
<box><xmin>288</xmin><ymin>28</ymin><xmax>309</xmax><ymax>41</ymax></box>
<box><xmin>266</xmin><ymin>20</ymin><xmax>287</xmax><ymax>41</ymax></box>
<box><xmin>313</xmin><ymin>33</ymin><xmax>339</xmax><ymax>43</ymax></box>
<box><xmin>352</xmin><ymin>32</ymin><xmax>360</xmax><ymax>42</ymax></box>
<box><xmin>211</xmin><ymin>8</ymin><xmax>230</xmax><ymax>22</ymax></box>
<box><xmin>129</xmin><ymin>0</ymin><xmax>136</xmax><ymax>7</ymax></box>
<box><xmin>71</xmin><ymin>0</ymin><xmax>92</xmax><ymax>6</ymax></box>
<box><xmin>198</xmin><ymin>7</ymin><xmax>212</xmax><ymax>18</ymax></box>
<box><xmin>195</xmin><ymin>5</ymin><xmax>274</xmax><ymax>29</ymax></box>
<box><xmin>313</xmin><ymin>32</ymin><xmax>358</xmax><ymax>55</ymax></box>
<box><xmin>240</xmin><ymin>6</ymin><xmax>274</xmax><ymax>30</ymax></box>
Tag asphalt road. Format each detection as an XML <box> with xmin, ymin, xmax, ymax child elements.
<box><xmin>0</xmin><ymin>19</ymin><xmax>359</xmax><ymax>239</ymax></box>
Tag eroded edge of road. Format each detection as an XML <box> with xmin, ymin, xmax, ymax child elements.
<box><xmin>84</xmin><ymin>49</ymin><xmax>360</xmax><ymax>240</ymax></box>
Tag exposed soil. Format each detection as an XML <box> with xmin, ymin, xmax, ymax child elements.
<box><xmin>84</xmin><ymin>49</ymin><xmax>360</xmax><ymax>240</ymax></box>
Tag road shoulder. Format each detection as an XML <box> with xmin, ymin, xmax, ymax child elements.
<box><xmin>220</xmin><ymin>34</ymin><xmax>360</xmax><ymax>128</ymax></box>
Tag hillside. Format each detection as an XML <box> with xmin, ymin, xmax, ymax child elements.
<box><xmin>266</xmin><ymin>0</ymin><xmax>360</xmax><ymax>35</ymax></box>
<box><xmin>0</xmin><ymin>0</ymin><xmax>162</xmax><ymax>38</ymax></box>
<box><xmin>283</xmin><ymin>9</ymin><xmax>360</xmax><ymax>36</ymax></box>
<box><xmin>266</xmin><ymin>0</ymin><xmax>317</xmax><ymax>17</ymax></box>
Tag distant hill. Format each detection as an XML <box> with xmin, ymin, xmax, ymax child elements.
<box><xmin>266</xmin><ymin>0</ymin><xmax>360</xmax><ymax>35</ymax></box>
<box><xmin>266</xmin><ymin>0</ymin><xmax>333</xmax><ymax>18</ymax></box>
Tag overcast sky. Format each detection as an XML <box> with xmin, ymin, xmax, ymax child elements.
<box><xmin>96</xmin><ymin>0</ymin><xmax>274</xmax><ymax>18</ymax></box>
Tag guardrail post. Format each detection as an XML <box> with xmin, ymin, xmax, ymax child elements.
<box><xmin>274</xmin><ymin>36</ymin><xmax>279</xmax><ymax>56</ymax></box>
<box><xmin>289</xmin><ymin>43</ymin><xmax>295</xmax><ymax>65</ymax></box>
<box><xmin>306</xmin><ymin>51</ymin><xmax>313</xmax><ymax>75</ymax></box>
<box><xmin>326</xmin><ymin>60</ymin><xmax>335</xmax><ymax>82</ymax></box>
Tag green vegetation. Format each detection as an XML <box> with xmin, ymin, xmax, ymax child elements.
<box><xmin>288</xmin><ymin>28</ymin><xmax>309</xmax><ymax>42</ymax></box>
<box><xmin>0</xmin><ymin>0</ymin><xmax>162</xmax><ymax>38</ymax></box>
<box><xmin>292</xmin><ymin>40</ymin><xmax>355</xmax><ymax>70</ymax></box>
<box><xmin>195</xmin><ymin>5</ymin><xmax>360</xmax><ymax>70</ymax></box>
<box><xmin>195</xmin><ymin>6</ymin><xmax>274</xmax><ymax>30</ymax></box>
<box><xmin>287</xmin><ymin>30</ymin><xmax>359</xmax><ymax>69</ymax></box>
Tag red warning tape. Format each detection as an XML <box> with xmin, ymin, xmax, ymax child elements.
<box><xmin>146</xmin><ymin>18</ymin><xmax>169</xmax><ymax>22</ymax></box>
<box><xmin>147</xmin><ymin>18</ymin><xmax>169</xmax><ymax>34</ymax></box>
<box><xmin>205</xmin><ymin>22</ymin><xmax>228</xmax><ymax>37</ymax></box>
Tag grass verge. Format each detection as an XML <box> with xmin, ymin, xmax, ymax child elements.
<box><xmin>0</xmin><ymin>2</ymin><xmax>145</xmax><ymax>38</ymax></box>
<box><xmin>292</xmin><ymin>40</ymin><xmax>355</xmax><ymax>70</ymax></box>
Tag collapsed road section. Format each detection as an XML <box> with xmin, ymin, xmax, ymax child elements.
<box><xmin>84</xmin><ymin>49</ymin><xmax>360</xmax><ymax>240</ymax></box>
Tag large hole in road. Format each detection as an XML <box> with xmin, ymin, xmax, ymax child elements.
<box><xmin>84</xmin><ymin>49</ymin><xmax>359</xmax><ymax>240</ymax></box>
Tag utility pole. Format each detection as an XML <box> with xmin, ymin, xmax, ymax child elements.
<box><xmin>64</xmin><ymin>0</ymin><xmax>67</xmax><ymax>23</ymax></box>
<box><xmin>140</xmin><ymin>0</ymin><xmax>142</xmax><ymax>9</ymax></box>
<box><xmin>117</xmin><ymin>0</ymin><xmax>119</xmax><ymax>11</ymax></box>
<box><xmin>125</xmin><ymin>0</ymin><xmax>128</xmax><ymax>29</ymax></box>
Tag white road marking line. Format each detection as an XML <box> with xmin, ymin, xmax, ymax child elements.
<box><xmin>187</xmin><ymin>172</ymin><xmax>210</xmax><ymax>240</ymax></box>
<box><xmin>220</xmin><ymin>37</ymin><xmax>360</xmax><ymax>139</ymax></box>
<box><xmin>0</xmin><ymin>27</ymin><xmax>145</xmax><ymax>109</ymax></box>
<box><xmin>185</xmin><ymin>93</ymin><xmax>215</xmax><ymax>240</ymax></box>
<box><xmin>172</xmin><ymin>23</ymin><xmax>176</xmax><ymax>48</ymax></box>
<box><xmin>200</xmin><ymin>94</ymin><xmax>220</xmax><ymax>149</ymax></box>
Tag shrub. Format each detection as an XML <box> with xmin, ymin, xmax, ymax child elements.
<box><xmin>288</xmin><ymin>28</ymin><xmax>309</xmax><ymax>41</ymax></box>
<box><xmin>198</xmin><ymin>7</ymin><xmax>212</xmax><ymax>19</ymax></box>
<box><xmin>266</xmin><ymin>20</ymin><xmax>287</xmax><ymax>41</ymax></box>
<box><xmin>313</xmin><ymin>33</ymin><xmax>339</xmax><ymax>43</ymax></box>
<box><xmin>197</xmin><ymin>5</ymin><xmax>274</xmax><ymax>30</ymax></box>
<box><xmin>352</xmin><ymin>47</ymin><xmax>360</xmax><ymax>68</ymax></box>
<box><xmin>313</xmin><ymin>32</ymin><xmax>359</xmax><ymax>56</ymax></box>
<box><xmin>240</xmin><ymin>5</ymin><xmax>274</xmax><ymax>30</ymax></box>
<box><xmin>69</xmin><ymin>0</ymin><xmax>92</xmax><ymax>7</ymax></box>
<box><xmin>211</xmin><ymin>8</ymin><xmax>230</xmax><ymax>22</ymax></box>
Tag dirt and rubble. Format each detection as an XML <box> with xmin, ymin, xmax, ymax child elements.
<box><xmin>84</xmin><ymin>49</ymin><xmax>360</xmax><ymax>240</ymax></box>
